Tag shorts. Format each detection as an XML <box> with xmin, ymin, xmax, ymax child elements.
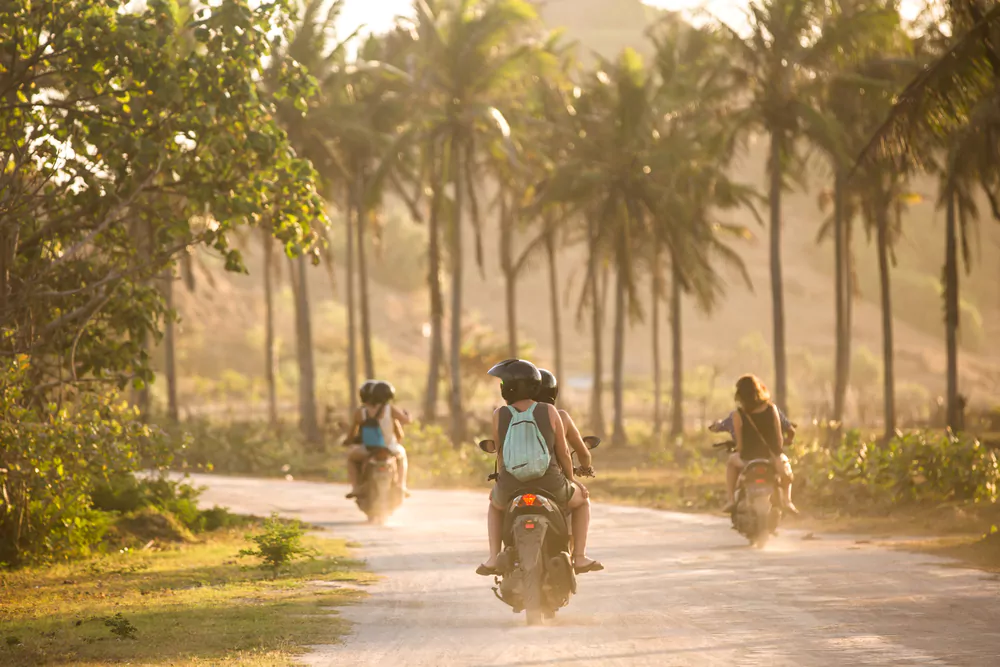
<box><xmin>490</xmin><ymin>469</ymin><xmax>574</xmax><ymax>509</ymax></box>
<box><xmin>730</xmin><ymin>452</ymin><xmax>793</xmax><ymax>483</ymax></box>
<box><xmin>352</xmin><ymin>443</ymin><xmax>406</xmax><ymax>458</ymax></box>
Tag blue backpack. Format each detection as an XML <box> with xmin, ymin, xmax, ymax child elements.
<box><xmin>360</xmin><ymin>405</ymin><xmax>386</xmax><ymax>447</ymax></box>
<box><xmin>501</xmin><ymin>403</ymin><xmax>551</xmax><ymax>482</ymax></box>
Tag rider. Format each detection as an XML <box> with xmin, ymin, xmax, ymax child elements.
<box><xmin>345</xmin><ymin>380</ymin><xmax>412</xmax><ymax>499</ymax></box>
<box><xmin>476</xmin><ymin>359</ymin><xmax>601</xmax><ymax>576</ymax></box>
<box><xmin>536</xmin><ymin>369</ymin><xmax>603</xmax><ymax>572</ymax></box>
<box><xmin>721</xmin><ymin>374</ymin><xmax>798</xmax><ymax>515</ymax></box>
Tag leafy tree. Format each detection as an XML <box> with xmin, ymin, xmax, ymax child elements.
<box><xmin>0</xmin><ymin>0</ymin><xmax>328</xmax><ymax>559</ymax></box>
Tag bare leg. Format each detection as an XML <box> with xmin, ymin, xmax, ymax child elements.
<box><xmin>395</xmin><ymin>450</ymin><xmax>409</xmax><ymax>493</ymax></box>
<box><xmin>346</xmin><ymin>447</ymin><xmax>367</xmax><ymax>496</ymax></box>
<box><xmin>724</xmin><ymin>453</ymin><xmax>740</xmax><ymax>510</ymax></box>
<box><xmin>567</xmin><ymin>485</ymin><xmax>600</xmax><ymax>571</ymax></box>
<box><xmin>481</xmin><ymin>502</ymin><xmax>504</xmax><ymax>570</ymax></box>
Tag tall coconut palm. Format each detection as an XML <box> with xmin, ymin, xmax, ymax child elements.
<box><xmin>541</xmin><ymin>49</ymin><xmax>669</xmax><ymax>445</ymax></box>
<box><xmin>409</xmin><ymin>0</ymin><xmax>541</xmax><ymax>443</ymax></box>
<box><xmin>859</xmin><ymin>0</ymin><xmax>1000</xmax><ymax>431</ymax></box>
<box><xmin>720</xmin><ymin>0</ymin><xmax>897</xmax><ymax>410</ymax></box>
<box><xmin>810</xmin><ymin>1</ymin><xmax>903</xmax><ymax>430</ymax></box>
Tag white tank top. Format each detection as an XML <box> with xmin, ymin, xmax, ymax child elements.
<box><xmin>364</xmin><ymin>404</ymin><xmax>398</xmax><ymax>447</ymax></box>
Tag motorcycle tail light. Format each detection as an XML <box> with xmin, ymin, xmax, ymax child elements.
<box><xmin>518</xmin><ymin>494</ymin><xmax>537</xmax><ymax>507</ymax></box>
<box><xmin>524</xmin><ymin>521</ymin><xmax>536</xmax><ymax>530</ymax></box>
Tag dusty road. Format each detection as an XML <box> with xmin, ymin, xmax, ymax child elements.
<box><xmin>191</xmin><ymin>474</ymin><xmax>1000</xmax><ymax>666</ymax></box>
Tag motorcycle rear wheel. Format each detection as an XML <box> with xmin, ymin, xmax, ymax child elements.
<box><xmin>522</xmin><ymin>564</ymin><xmax>544</xmax><ymax>626</ymax></box>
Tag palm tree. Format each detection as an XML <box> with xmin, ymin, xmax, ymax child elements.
<box><xmin>409</xmin><ymin>0</ymin><xmax>541</xmax><ymax>443</ymax></box>
<box><xmin>541</xmin><ymin>49</ymin><xmax>667</xmax><ymax>445</ymax></box>
<box><xmin>646</xmin><ymin>18</ymin><xmax>757</xmax><ymax>437</ymax></box>
<box><xmin>812</xmin><ymin>1</ymin><xmax>903</xmax><ymax>431</ymax></box>
<box><xmin>720</xmin><ymin>0</ymin><xmax>896</xmax><ymax>410</ymax></box>
<box><xmin>858</xmin><ymin>0</ymin><xmax>1000</xmax><ymax>431</ymax></box>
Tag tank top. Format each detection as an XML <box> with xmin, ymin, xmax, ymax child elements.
<box><xmin>497</xmin><ymin>401</ymin><xmax>559</xmax><ymax>476</ymax></box>
<box><xmin>738</xmin><ymin>404</ymin><xmax>780</xmax><ymax>461</ymax></box>
<box><xmin>362</xmin><ymin>404</ymin><xmax>398</xmax><ymax>447</ymax></box>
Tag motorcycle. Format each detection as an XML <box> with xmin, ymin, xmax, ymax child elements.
<box><xmin>712</xmin><ymin>440</ymin><xmax>781</xmax><ymax>547</ymax></box>
<box><xmin>355</xmin><ymin>446</ymin><xmax>404</xmax><ymax>525</ymax></box>
<box><xmin>477</xmin><ymin>435</ymin><xmax>600</xmax><ymax>626</ymax></box>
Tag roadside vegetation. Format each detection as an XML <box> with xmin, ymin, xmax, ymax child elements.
<box><xmin>0</xmin><ymin>521</ymin><xmax>368</xmax><ymax>666</ymax></box>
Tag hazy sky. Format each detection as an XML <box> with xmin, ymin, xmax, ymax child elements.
<box><xmin>336</xmin><ymin>0</ymin><xmax>926</xmax><ymax>38</ymax></box>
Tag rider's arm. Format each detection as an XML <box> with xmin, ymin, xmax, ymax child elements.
<box><xmin>548</xmin><ymin>404</ymin><xmax>574</xmax><ymax>481</ymax></box>
<box><xmin>771</xmin><ymin>405</ymin><xmax>784</xmax><ymax>455</ymax></box>
<box><xmin>345</xmin><ymin>407</ymin><xmax>363</xmax><ymax>446</ymax></box>
<box><xmin>393</xmin><ymin>419</ymin><xmax>404</xmax><ymax>443</ymax></box>
<box><xmin>560</xmin><ymin>410</ymin><xmax>592</xmax><ymax>468</ymax></box>
<box><xmin>492</xmin><ymin>408</ymin><xmax>502</xmax><ymax>466</ymax></box>
<box><xmin>732</xmin><ymin>410</ymin><xmax>744</xmax><ymax>453</ymax></box>
<box><xmin>390</xmin><ymin>405</ymin><xmax>412</xmax><ymax>425</ymax></box>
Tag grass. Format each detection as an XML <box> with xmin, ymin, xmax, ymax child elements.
<box><xmin>0</xmin><ymin>529</ymin><xmax>372</xmax><ymax>666</ymax></box>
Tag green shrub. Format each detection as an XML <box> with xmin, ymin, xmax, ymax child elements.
<box><xmin>0</xmin><ymin>357</ymin><xmax>170</xmax><ymax>567</ymax></box>
<box><xmin>405</xmin><ymin>423</ymin><xmax>494</xmax><ymax>489</ymax></box>
<box><xmin>791</xmin><ymin>430</ymin><xmax>1000</xmax><ymax>509</ymax></box>
<box><xmin>239</xmin><ymin>513</ymin><xmax>314</xmax><ymax>572</ymax></box>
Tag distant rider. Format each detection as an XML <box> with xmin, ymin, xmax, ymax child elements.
<box><xmin>720</xmin><ymin>375</ymin><xmax>798</xmax><ymax>515</ymax></box>
<box><xmin>345</xmin><ymin>380</ymin><xmax>411</xmax><ymax>499</ymax></box>
<box><xmin>477</xmin><ymin>359</ymin><xmax>602</xmax><ymax>576</ymax></box>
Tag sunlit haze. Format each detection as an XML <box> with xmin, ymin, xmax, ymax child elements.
<box><xmin>338</xmin><ymin>0</ymin><xmax>927</xmax><ymax>38</ymax></box>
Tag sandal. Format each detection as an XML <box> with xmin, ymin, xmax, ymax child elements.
<box><xmin>476</xmin><ymin>564</ymin><xmax>499</xmax><ymax>576</ymax></box>
<box><xmin>573</xmin><ymin>559</ymin><xmax>604</xmax><ymax>574</ymax></box>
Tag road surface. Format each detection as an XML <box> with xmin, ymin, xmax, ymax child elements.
<box><xmin>191</xmin><ymin>474</ymin><xmax>1000</xmax><ymax>666</ymax></box>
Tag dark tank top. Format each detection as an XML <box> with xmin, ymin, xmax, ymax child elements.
<box><xmin>739</xmin><ymin>405</ymin><xmax>781</xmax><ymax>461</ymax></box>
<box><xmin>497</xmin><ymin>402</ymin><xmax>560</xmax><ymax>476</ymax></box>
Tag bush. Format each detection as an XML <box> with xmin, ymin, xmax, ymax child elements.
<box><xmin>791</xmin><ymin>430</ymin><xmax>1000</xmax><ymax>509</ymax></box>
<box><xmin>405</xmin><ymin>423</ymin><xmax>494</xmax><ymax>489</ymax></box>
<box><xmin>239</xmin><ymin>513</ymin><xmax>314</xmax><ymax>572</ymax></box>
<box><xmin>0</xmin><ymin>357</ymin><xmax>171</xmax><ymax>567</ymax></box>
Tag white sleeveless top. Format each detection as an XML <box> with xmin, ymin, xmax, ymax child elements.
<box><xmin>363</xmin><ymin>404</ymin><xmax>398</xmax><ymax>447</ymax></box>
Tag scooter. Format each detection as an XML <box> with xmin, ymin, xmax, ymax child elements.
<box><xmin>477</xmin><ymin>436</ymin><xmax>600</xmax><ymax>626</ymax></box>
<box><xmin>712</xmin><ymin>440</ymin><xmax>781</xmax><ymax>547</ymax></box>
<box><xmin>355</xmin><ymin>446</ymin><xmax>403</xmax><ymax>525</ymax></box>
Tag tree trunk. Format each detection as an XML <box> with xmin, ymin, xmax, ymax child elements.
<box><xmin>449</xmin><ymin>136</ymin><xmax>466</xmax><ymax>445</ymax></box>
<box><xmin>875</xmin><ymin>206</ymin><xmax>896</xmax><ymax>441</ymax></box>
<box><xmin>545</xmin><ymin>225</ymin><xmax>564</xmax><ymax>388</ymax></box>
<box><xmin>292</xmin><ymin>255</ymin><xmax>320</xmax><ymax>446</ymax></box>
<box><xmin>356</xmin><ymin>172</ymin><xmax>376</xmax><ymax>380</ymax></box>
<box><xmin>945</xmin><ymin>187</ymin><xmax>960</xmax><ymax>431</ymax></box>
<box><xmin>262</xmin><ymin>228</ymin><xmax>279</xmax><ymax>428</ymax></box>
<box><xmin>500</xmin><ymin>194</ymin><xmax>517</xmax><ymax>358</ymax></box>
<box><xmin>769</xmin><ymin>131</ymin><xmax>788</xmax><ymax>410</ymax></box>
<box><xmin>587</xmin><ymin>216</ymin><xmax>605</xmax><ymax>438</ymax></box>
<box><xmin>424</xmin><ymin>143</ymin><xmax>445</xmax><ymax>423</ymax></box>
<box><xmin>651</xmin><ymin>251</ymin><xmax>662</xmax><ymax>437</ymax></box>
<box><xmin>345</xmin><ymin>184</ymin><xmax>359</xmax><ymax>414</ymax></box>
<box><xmin>611</xmin><ymin>239</ymin><xmax>627</xmax><ymax>446</ymax></box>
<box><xmin>670</xmin><ymin>256</ymin><xmax>683</xmax><ymax>437</ymax></box>
<box><xmin>832</xmin><ymin>170</ymin><xmax>849</xmax><ymax>431</ymax></box>
<box><xmin>163</xmin><ymin>268</ymin><xmax>178</xmax><ymax>422</ymax></box>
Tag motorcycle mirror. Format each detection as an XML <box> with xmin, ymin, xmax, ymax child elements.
<box><xmin>478</xmin><ymin>439</ymin><xmax>497</xmax><ymax>453</ymax></box>
<box><xmin>583</xmin><ymin>435</ymin><xmax>601</xmax><ymax>450</ymax></box>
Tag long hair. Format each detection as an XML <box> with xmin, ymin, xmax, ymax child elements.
<box><xmin>735</xmin><ymin>374</ymin><xmax>770</xmax><ymax>411</ymax></box>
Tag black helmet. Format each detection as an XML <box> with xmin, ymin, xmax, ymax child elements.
<box><xmin>536</xmin><ymin>369</ymin><xmax>558</xmax><ymax>404</ymax></box>
<box><xmin>487</xmin><ymin>359</ymin><xmax>542</xmax><ymax>404</ymax></box>
<box><xmin>370</xmin><ymin>380</ymin><xmax>395</xmax><ymax>404</ymax></box>
<box><xmin>359</xmin><ymin>379</ymin><xmax>376</xmax><ymax>403</ymax></box>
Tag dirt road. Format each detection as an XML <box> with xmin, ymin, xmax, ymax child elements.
<box><xmin>191</xmin><ymin>474</ymin><xmax>1000</xmax><ymax>666</ymax></box>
